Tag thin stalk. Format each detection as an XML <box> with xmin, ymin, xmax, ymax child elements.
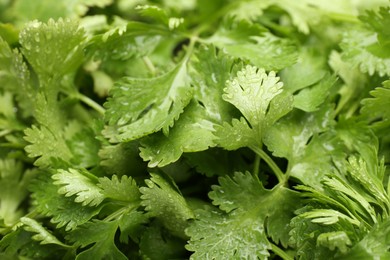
<box><xmin>271</xmin><ymin>244</ymin><xmax>294</xmax><ymax>260</ymax></box>
<box><xmin>142</xmin><ymin>56</ymin><xmax>157</xmax><ymax>75</ymax></box>
<box><xmin>76</xmin><ymin>93</ymin><xmax>105</xmax><ymax>116</ymax></box>
<box><xmin>250</xmin><ymin>145</ymin><xmax>286</xmax><ymax>184</ymax></box>
<box><xmin>253</xmin><ymin>154</ymin><xmax>261</xmax><ymax>178</ymax></box>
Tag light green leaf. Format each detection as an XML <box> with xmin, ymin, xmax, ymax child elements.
<box><xmin>342</xmin><ymin>219</ymin><xmax>390</xmax><ymax>259</ymax></box>
<box><xmin>20</xmin><ymin>18</ymin><xmax>85</xmax><ymax>83</ymax></box>
<box><xmin>340</xmin><ymin>28</ymin><xmax>390</xmax><ymax>76</ymax></box>
<box><xmin>0</xmin><ymin>159</ymin><xmax>31</xmax><ymax>227</ymax></box>
<box><xmin>24</xmin><ymin>125</ymin><xmax>72</xmax><ymax>167</ymax></box>
<box><xmin>139</xmin><ymin>45</ymin><xmax>241</xmax><ymax>167</ymax></box>
<box><xmin>300</xmin><ymin>209</ymin><xmax>360</xmax><ymax>226</ymax></box>
<box><xmin>210</xmin><ymin>32</ymin><xmax>297</xmax><ymax>71</ymax></box>
<box><xmin>20</xmin><ymin>217</ymin><xmax>69</xmax><ymax>247</ymax></box>
<box><xmin>98</xmin><ymin>175</ymin><xmax>140</xmax><ymax>203</ymax></box>
<box><xmin>215</xmin><ymin>65</ymin><xmax>292</xmax><ymax>150</ymax></box>
<box><xmin>293</xmin><ymin>74</ymin><xmax>337</xmax><ymax>112</ymax></box>
<box><xmin>317</xmin><ymin>231</ymin><xmax>352</xmax><ymax>254</ymax></box>
<box><xmin>30</xmin><ymin>171</ymin><xmax>102</xmax><ymax>231</ymax></box>
<box><xmin>52</xmin><ymin>168</ymin><xmax>105</xmax><ymax>207</ymax></box>
<box><xmin>104</xmin><ymin>60</ymin><xmax>192</xmax><ymax>142</ymax></box>
<box><xmin>140</xmin><ymin>173</ymin><xmax>194</xmax><ymax>238</ymax></box>
<box><xmin>0</xmin><ymin>37</ymin><xmax>33</xmax><ymax>117</ymax></box>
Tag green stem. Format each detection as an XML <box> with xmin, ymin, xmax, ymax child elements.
<box><xmin>250</xmin><ymin>145</ymin><xmax>286</xmax><ymax>184</ymax></box>
<box><xmin>253</xmin><ymin>155</ymin><xmax>261</xmax><ymax>177</ymax></box>
<box><xmin>271</xmin><ymin>244</ymin><xmax>294</xmax><ymax>260</ymax></box>
<box><xmin>142</xmin><ymin>56</ymin><xmax>157</xmax><ymax>75</ymax></box>
<box><xmin>76</xmin><ymin>93</ymin><xmax>105</xmax><ymax>116</ymax></box>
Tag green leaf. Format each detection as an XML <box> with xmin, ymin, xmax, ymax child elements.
<box><xmin>30</xmin><ymin>171</ymin><xmax>102</xmax><ymax>231</ymax></box>
<box><xmin>359</xmin><ymin>6</ymin><xmax>390</xmax><ymax>50</ymax></box>
<box><xmin>98</xmin><ymin>175</ymin><xmax>140</xmax><ymax>203</ymax></box>
<box><xmin>187</xmin><ymin>172</ymin><xmax>300</xmax><ymax>258</ymax></box>
<box><xmin>20</xmin><ymin>217</ymin><xmax>69</xmax><ymax>247</ymax></box>
<box><xmin>340</xmin><ymin>28</ymin><xmax>390</xmax><ymax>76</ymax></box>
<box><xmin>52</xmin><ymin>168</ymin><xmax>105</xmax><ymax>207</ymax></box>
<box><xmin>215</xmin><ymin>65</ymin><xmax>292</xmax><ymax>150</ymax></box>
<box><xmin>104</xmin><ymin>60</ymin><xmax>192</xmax><ymax>142</ymax></box>
<box><xmin>66</xmin><ymin>220</ymin><xmax>127</xmax><ymax>260</ymax></box>
<box><xmin>139</xmin><ymin>45</ymin><xmax>241</xmax><ymax>167</ymax></box>
<box><xmin>341</xmin><ymin>219</ymin><xmax>390</xmax><ymax>259</ymax></box>
<box><xmin>19</xmin><ymin>18</ymin><xmax>85</xmax><ymax>82</ymax></box>
<box><xmin>0</xmin><ymin>37</ymin><xmax>33</xmax><ymax>117</ymax></box>
<box><xmin>361</xmin><ymin>80</ymin><xmax>390</xmax><ymax>129</ymax></box>
<box><xmin>293</xmin><ymin>74</ymin><xmax>337</xmax><ymax>112</ymax></box>
<box><xmin>317</xmin><ymin>231</ymin><xmax>352</xmax><ymax>254</ymax></box>
<box><xmin>99</xmin><ymin>141</ymin><xmax>147</xmax><ymax>176</ymax></box>
<box><xmin>186</xmin><ymin>208</ymin><xmax>271</xmax><ymax>260</ymax></box>
<box><xmin>210</xmin><ymin>31</ymin><xmax>297</xmax><ymax>71</ymax></box>
<box><xmin>24</xmin><ymin>125</ymin><xmax>72</xmax><ymax>167</ymax></box>
<box><xmin>140</xmin><ymin>173</ymin><xmax>194</xmax><ymax>238</ymax></box>
<box><xmin>139</xmin><ymin>101</ymin><xmax>215</xmax><ymax>167</ymax></box>
<box><xmin>0</xmin><ymin>159</ymin><xmax>31</xmax><ymax>227</ymax></box>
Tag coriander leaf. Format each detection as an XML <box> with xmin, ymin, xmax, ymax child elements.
<box><xmin>342</xmin><ymin>218</ymin><xmax>390</xmax><ymax>259</ymax></box>
<box><xmin>215</xmin><ymin>65</ymin><xmax>293</xmax><ymax>150</ymax></box>
<box><xmin>118</xmin><ymin>210</ymin><xmax>148</xmax><ymax>244</ymax></box>
<box><xmin>20</xmin><ymin>217</ymin><xmax>69</xmax><ymax>247</ymax></box>
<box><xmin>65</xmin><ymin>125</ymin><xmax>101</xmax><ymax>168</ymax></box>
<box><xmin>52</xmin><ymin>168</ymin><xmax>105</xmax><ymax>207</ymax></box>
<box><xmin>293</xmin><ymin>143</ymin><xmax>390</xmax><ymax>257</ymax></box>
<box><xmin>317</xmin><ymin>231</ymin><xmax>352</xmax><ymax>254</ymax></box>
<box><xmin>0</xmin><ymin>37</ymin><xmax>33</xmax><ymax>117</ymax></box>
<box><xmin>209</xmin><ymin>30</ymin><xmax>298</xmax><ymax>71</ymax></box>
<box><xmin>293</xmin><ymin>74</ymin><xmax>337</xmax><ymax>112</ymax></box>
<box><xmin>328</xmin><ymin>50</ymin><xmax>368</xmax><ymax>116</ymax></box>
<box><xmin>361</xmin><ymin>80</ymin><xmax>390</xmax><ymax>129</ymax></box>
<box><xmin>227</xmin><ymin>0</ymin><xmax>358</xmax><ymax>34</ymax></box>
<box><xmin>139</xmin><ymin>45</ymin><xmax>240</xmax><ymax>167</ymax></box>
<box><xmin>24</xmin><ymin>125</ymin><xmax>72</xmax><ymax>167</ymax></box>
<box><xmin>0</xmin><ymin>159</ymin><xmax>32</xmax><ymax>227</ymax></box>
<box><xmin>140</xmin><ymin>173</ymin><xmax>194</xmax><ymax>238</ymax></box>
<box><xmin>104</xmin><ymin>60</ymin><xmax>192</xmax><ymax>142</ymax></box>
<box><xmin>280</xmin><ymin>48</ymin><xmax>328</xmax><ymax>94</ymax></box>
<box><xmin>99</xmin><ymin>141</ymin><xmax>147</xmax><ymax>176</ymax></box>
<box><xmin>359</xmin><ymin>6</ymin><xmax>390</xmax><ymax>52</ymax></box>
<box><xmin>98</xmin><ymin>175</ymin><xmax>140</xmax><ymax>203</ymax></box>
<box><xmin>66</xmin><ymin>220</ymin><xmax>127</xmax><ymax>260</ymax></box>
<box><xmin>187</xmin><ymin>172</ymin><xmax>300</xmax><ymax>258</ymax></box>
<box><xmin>30</xmin><ymin>171</ymin><xmax>102</xmax><ymax>231</ymax></box>
<box><xmin>140</xmin><ymin>101</ymin><xmax>215</xmax><ymax>167</ymax></box>
<box><xmin>0</xmin><ymin>228</ymin><xmax>65</xmax><ymax>259</ymax></box>
<box><xmin>186</xmin><ymin>208</ymin><xmax>271</xmax><ymax>260</ymax></box>
<box><xmin>20</xmin><ymin>18</ymin><xmax>85</xmax><ymax>83</ymax></box>
<box><xmin>340</xmin><ymin>28</ymin><xmax>390</xmax><ymax>76</ymax></box>
<box><xmin>263</xmin><ymin>105</ymin><xmax>338</xmax><ymax>188</ymax></box>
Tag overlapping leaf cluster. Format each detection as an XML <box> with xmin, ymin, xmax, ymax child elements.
<box><xmin>0</xmin><ymin>0</ymin><xmax>390</xmax><ymax>259</ymax></box>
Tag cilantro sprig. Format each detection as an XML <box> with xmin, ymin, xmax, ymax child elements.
<box><xmin>1</xmin><ymin>1</ymin><xmax>390</xmax><ymax>259</ymax></box>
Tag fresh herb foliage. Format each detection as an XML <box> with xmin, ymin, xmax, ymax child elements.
<box><xmin>1</xmin><ymin>1</ymin><xmax>390</xmax><ymax>259</ymax></box>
